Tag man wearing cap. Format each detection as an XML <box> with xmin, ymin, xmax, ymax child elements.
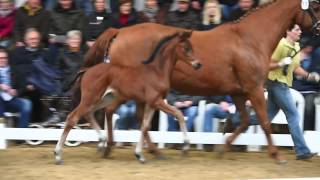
<box><xmin>165</xmin><ymin>0</ymin><xmax>200</xmax><ymax>30</ymax></box>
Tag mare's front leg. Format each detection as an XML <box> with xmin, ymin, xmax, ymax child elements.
<box><xmin>155</xmin><ymin>99</ymin><xmax>190</xmax><ymax>155</ymax></box>
<box><xmin>248</xmin><ymin>88</ymin><xmax>286</xmax><ymax>164</ymax></box>
<box><xmin>135</xmin><ymin>104</ymin><xmax>155</xmax><ymax>163</ymax></box>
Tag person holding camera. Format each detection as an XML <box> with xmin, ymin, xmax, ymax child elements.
<box><xmin>267</xmin><ymin>24</ymin><xmax>319</xmax><ymax>160</ymax></box>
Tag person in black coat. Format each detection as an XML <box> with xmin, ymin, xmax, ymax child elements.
<box><xmin>111</xmin><ymin>0</ymin><xmax>138</xmax><ymax>29</ymax></box>
<box><xmin>14</xmin><ymin>0</ymin><xmax>50</xmax><ymax>46</ymax></box>
<box><xmin>86</xmin><ymin>0</ymin><xmax>112</xmax><ymax>47</ymax></box>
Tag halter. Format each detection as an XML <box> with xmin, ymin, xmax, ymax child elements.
<box><xmin>301</xmin><ymin>0</ymin><xmax>320</xmax><ymax>36</ymax></box>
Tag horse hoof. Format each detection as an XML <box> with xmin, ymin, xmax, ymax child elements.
<box><xmin>135</xmin><ymin>153</ymin><xmax>147</xmax><ymax>164</ymax></box>
<box><xmin>155</xmin><ymin>154</ymin><xmax>167</xmax><ymax>160</ymax></box>
<box><xmin>55</xmin><ymin>160</ymin><xmax>64</xmax><ymax>165</ymax></box>
<box><xmin>103</xmin><ymin>147</ymin><xmax>112</xmax><ymax>158</ymax></box>
<box><xmin>181</xmin><ymin>149</ymin><xmax>188</xmax><ymax>157</ymax></box>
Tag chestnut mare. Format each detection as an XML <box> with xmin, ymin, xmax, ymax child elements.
<box><xmin>83</xmin><ymin>0</ymin><xmax>320</xmax><ymax>163</ymax></box>
<box><xmin>54</xmin><ymin>31</ymin><xmax>201</xmax><ymax>164</ymax></box>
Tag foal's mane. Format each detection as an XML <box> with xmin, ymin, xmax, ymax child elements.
<box><xmin>142</xmin><ymin>32</ymin><xmax>179</xmax><ymax>64</ymax></box>
<box><xmin>233</xmin><ymin>0</ymin><xmax>277</xmax><ymax>23</ymax></box>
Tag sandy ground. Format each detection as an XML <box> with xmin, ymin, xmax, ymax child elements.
<box><xmin>1</xmin><ymin>143</ymin><xmax>320</xmax><ymax>180</ymax></box>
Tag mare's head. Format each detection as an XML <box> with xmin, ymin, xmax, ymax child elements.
<box><xmin>295</xmin><ymin>0</ymin><xmax>320</xmax><ymax>35</ymax></box>
<box><xmin>143</xmin><ymin>31</ymin><xmax>202</xmax><ymax>70</ymax></box>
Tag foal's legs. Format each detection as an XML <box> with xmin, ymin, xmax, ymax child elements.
<box><xmin>155</xmin><ymin>99</ymin><xmax>190</xmax><ymax>154</ymax></box>
<box><xmin>248</xmin><ymin>88</ymin><xmax>286</xmax><ymax>163</ymax></box>
<box><xmin>135</xmin><ymin>104</ymin><xmax>155</xmax><ymax>163</ymax></box>
<box><xmin>136</xmin><ymin>102</ymin><xmax>164</xmax><ymax>159</ymax></box>
<box><xmin>54</xmin><ymin>104</ymin><xmax>89</xmax><ymax>164</ymax></box>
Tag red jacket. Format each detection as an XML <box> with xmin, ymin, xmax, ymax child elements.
<box><xmin>0</xmin><ymin>10</ymin><xmax>15</xmax><ymax>39</ymax></box>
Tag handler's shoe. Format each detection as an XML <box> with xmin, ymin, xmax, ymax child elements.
<box><xmin>296</xmin><ymin>153</ymin><xmax>317</xmax><ymax>160</ymax></box>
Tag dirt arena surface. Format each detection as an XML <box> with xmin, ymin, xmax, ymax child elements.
<box><xmin>1</xmin><ymin>143</ymin><xmax>320</xmax><ymax>180</ymax></box>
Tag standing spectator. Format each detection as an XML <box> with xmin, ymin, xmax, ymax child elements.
<box><xmin>166</xmin><ymin>90</ymin><xmax>202</xmax><ymax>132</ymax></box>
<box><xmin>165</xmin><ymin>0</ymin><xmax>199</xmax><ymax>30</ymax></box>
<box><xmin>86</xmin><ymin>0</ymin><xmax>112</xmax><ymax>47</ymax></box>
<box><xmin>111</xmin><ymin>0</ymin><xmax>138</xmax><ymax>28</ymax></box>
<box><xmin>49</xmin><ymin>0</ymin><xmax>86</xmax><ymax>45</ymax></box>
<box><xmin>0</xmin><ymin>48</ymin><xmax>32</xmax><ymax>128</ymax></box>
<box><xmin>137</xmin><ymin>0</ymin><xmax>165</xmax><ymax>24</ymax></box>
<box><xmin>228</xmin><ymin>0</ymin><xmax>255</xmax><ymax>21</ymax></box>
<box><xmin>0</xmin><ymin>0</ymin><xmax>15</xmax><ymax>48</ymax></box>
<box><xmin>200</xmin><ymin>0</ymin><xmax>223</xmax><ymax>30</ymax></box>
<box><xmin>55</xmin><ymin>30</ymin><xmax>85</xmax><ymax>95</ymax></box>
<box><xmin>14</xmin><ymin>0</ymin><xmax>49</xmax><ymax>47</ymax></box>
<box><xmin>9</xmin><ymin>28</ymin><xmax>45</xmax><ymax>123</ymax></box>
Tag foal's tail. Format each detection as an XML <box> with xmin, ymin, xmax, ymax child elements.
<box><xmin>142</xmin><ymin>32</ymin><xmax>179</xmax><ymax>64</ymax></box>
<box><xmin>68</xmin><ymin>68</ymin><xmax>88</xmax><ymax>109</ymax></box>
<box><xmin>83</xmin><ymin>28</ymin><xmax>119</xmax><ymax>68</ymax></box>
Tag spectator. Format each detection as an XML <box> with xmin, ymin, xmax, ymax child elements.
<box><xmin>190</xmin><ymin>0</ymin><xmax>204</xmax><ymax>21</ymax></box>
<box><xmin>49</xmin><ymin>0</ymin><xmax>86</xmax><ymax>45</ymax></box>
<box><xmin>14</xmin><ymin>0</ymin><xmax>49</xmax><ymax>47</ymax></box>
<box><xmin>137</xmin><ymin>0</ymin><xmax>165</xmax><ymax>24</ymax></box>
<box><xmin>86</xmin><ymin>0</ymin><xmax>112</xmax><ymax>47</ymax></box>
<box><xmin>55</xmin><ymin>30</ymin><xmax>85</xmax><ymax>95</ymax></box>
<box><xmin>165</xmin><ymin>0</ymin><xmax>199</xmax><ymax>30</ymax></box>
<box><xmin>166</xmin><ymin>90</ymin><xmax>203</xmax><ymax>132</ymax></box>
<box><xmin>111</xmin><ymin>0</ymin><xmax>138</xmax><ymax>28</ymax></box>
<box><xmin>292</xmin><ymin>39</ymin><xmax>320</xmax><ymax>130</ymax></box>
<box><xmin>0</xmin><ymin>0</ymin><xmax>15</xmax><ymax>48</ymax></box>
<box><xmin>9</xmin><ymin>28</ymin><xmax>45</xmax><ymax>123</ymax></box>
<box><xmin>0</xmin><ymin>48</ymin><xmax>32</xmax><ymax>128</ymax></box>
<box><xmin>115</xmin><ymin>100</ymin><xmax>139</xmax><ymax>130</ymax></box>
<box><xmin>228</xmin><ymin>0</ymin><xmax>255</xmax><ymax>21</ymax></box>
<box><xmin>200</xmin><ymin>0</ymin><xmax>223</xmax><ymax>30</ymax></box>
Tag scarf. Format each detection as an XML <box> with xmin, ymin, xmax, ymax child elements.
<box><xmin>0</xmin><ymin>9</ymin><xmax>13</xmax><ymax>17</ymax></box>
<box><xmin>143</xmin><ymin>6</ymin><xmax>159</xmax><ymax>23</ymax></box>
<box><xmin>23</xmin><ymin>3</ymin><xmax>42</xmax><ymax>16</ymax></box>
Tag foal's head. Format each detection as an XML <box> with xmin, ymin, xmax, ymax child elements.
<box><xmin>143</xmin><ymin>31</ymin><xmax>201</xmax><ymax>70</ymax></box>
<box><xmin>174</xmin><ymin>31</ymin><xmax>202</xmax><ymax>70</ymax></box>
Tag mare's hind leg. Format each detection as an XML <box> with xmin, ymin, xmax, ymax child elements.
<box><xmin>223</xmin><ymin>95</ymin><xmax>250</xmax><ymax>152</ymax></box>
<box><xmin>54</xmin><ymin>105</ymin><xmax>89</xmax><ymax>165</ymax></box>
<box><xmin>248</xmin><ymin>88</ymin><xmax>286</xmax><ymax>164</ymax></box>
<box><xmin>135</xmin><ymin>104</ymin><xmax>155</xmax><ymax>163</ymax></box>
<box><xmin>155</xmin><ymin>99</ymin><xmax>190</xmax><ymax>155</ymax></box>
<box><xmin>136</xmin><ymin>102</ymin><xmax>164</xmax><ymax>159</ymax></box>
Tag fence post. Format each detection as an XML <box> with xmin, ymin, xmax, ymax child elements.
<box><xmin>0</xmin><ymin>117</ymin><xmax>7</xmax><ymax>149</ymax></box>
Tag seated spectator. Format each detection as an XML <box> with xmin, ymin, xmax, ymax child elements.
<box><xmin>293</xmin><ymin>40</ymin><xmax>320</xmax><ymax>130</ymax></box>
<box><xmin>14</xmin><ymin>0</ymin><xmax>49</xmax><ymax>47</ymax></box>
<box><xmin>137</xmin><ymin>0</ymin><xmax>165</xmax><ymax>24</ymax></box>
<box><xmin>10</xmin><ymin>28</ymin><xmax>46</xmax><ymax>123</ymax></box>
<box><xmin>203</xmin><ymin>96</ymin><xmax>232</xmax><ymax>133</ymax></box>
<box><xmin>165</xmin><ymin>0</ymin><xmax>200</xmax><ymax>30</ymax></box>
<box><xmin>0</xmin><ymin>48</ymin><xmax>32</xmax><ymax>128</ymax></box>
<box><xmin>200</xmin><ymin>0</ymin><xmax>223</xmax><ymax>30</ymax></box>
<box><xmin>166</xmin><ymin>90</ymin><xmax>203</xmax><ymax>132</ymax></box>
<box><xmin>49</xmin><ymin>0</ymin><xmax>86</xmax><ymax>45</ymax></box>
<box><xmin>115</xmin><ymin>100</ymin><xmax>139</xmax><ymax>130</ymax></box>
<box><xmin>86</xmin><ymin>0</ymin><xmax>112</xmax><ymax>47</ymax></box>
<box><xmin>55</xmin><ymin>30</ymin><xmax>85</xmax><ymax>96</ymax></box>
<box><xmin>0</xmin><ymin>0</ymin><xmax>15</xmax><ymax>48</ymax></box>
<box><xmin>228</xmin><ymin>0</ymin><xmax>255</xmax><ymax>21</ymax></box>
<box><xmin>111</xmin><ymin>0</ymin><xmax>138</xmax><ymax>28</ymax></box>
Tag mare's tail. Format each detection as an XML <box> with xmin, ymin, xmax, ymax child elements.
<box><xmin>83</xmin><ymin>28</ymin><xmax>119</xmax><ymax>68</ymax></box>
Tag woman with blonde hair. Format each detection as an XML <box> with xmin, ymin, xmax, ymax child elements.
<box><xmin>200</xmin><ymin>0</ymin><xmax>222</xmax><ymax>30</ymax></box>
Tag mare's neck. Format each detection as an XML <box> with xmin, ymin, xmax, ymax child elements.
<box><xmin>234</xmin><ymin>0</ymin><xmax>300</xmax><ymax>56</ymax></box>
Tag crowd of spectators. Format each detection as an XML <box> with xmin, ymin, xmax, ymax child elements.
<box><xmin>1</xmin><ymin>0</ymin><xmax>320</xmax><ymax>153</ymax></box>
